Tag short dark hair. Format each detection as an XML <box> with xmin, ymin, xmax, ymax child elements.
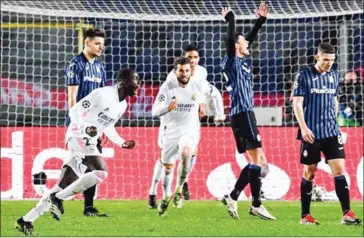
<box><xmin>84</xmin><ymin>28</ymin><xmax>106</xmax><ymax>40</ymax></box>
<box><xmin>174</xmin><ymin>57</ymin><xmax>191</xmax><ymax>70</ymax></box>
<box><xmin>183</xmin><ymin>44</ymin><xmax>199</xmax><ymax>54</ymax></box>
<box><xmin>235</xmin><ymin>33</ymin><xmax>244</xmax><ymax>43</ymax></box>
<box><xmin>318</xmin><ymin>43</ymin><xmax>335</xmax><ymax>54</ymax></box>
<box><xmin>118</xmin><ymin>68</ymin><xmax>138</xmax><ymax>85</ymax></box>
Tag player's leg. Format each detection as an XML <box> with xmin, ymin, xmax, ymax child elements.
<box><xmin>240</xmin><ymin>112</ymin><xmax>275</xmax><ymax>220</ymax></box>
<box><xmin>16</xmin><ymin>165</ymin><xmax>79</xmax><ymax>234</ymax></box>
<box><xmin>299</xmin><ymin>140</ymin><xmax>320</xmax><ymax>225</ymax></box>
<box><xmin>173</xmin><ymin>135</ymin><xmax>196</xmax><ymax>208</ymax></box>
<box><xmin>54</xmin><ymin>155</ymin><xmax>107</xmax><ymax>200</ymax></box>
<box><xmin>83</xmin><ymin>138</ymin><xmax>105</xmax><ymax>217</ymax></box>
<box><xmin>221</xmin><ymin>112</ymin><xmax>249</xmax><ymax>219</ymax></box>
<box><xmin>148</xmin><ymin>156</ymin><xmax>164</xmax><ymax>209</ymax></box>
<box><xmin>323</xmin><ymin>136</ymin><xmax>361</xmax><ymax>225</ymax></box>
<box><xmin>148</xmin><ymin>134</ymin><xmax>165</xmax><ymax>208</ymax></box>
<box><xmin>16</xmin><ymin>183</ymin><xmax>63</xmax><ymax>235</ymax></box>
<box><xmin>158</xmin><ymin>139</ymin><xmax>178</xmax><ymax>216</ymax></box>
<box><xmin>50</xmin><ymin>137</ymin><xmax>106</xmax><ymax>220</ymax></box>
<box><xmin>182</xmin><ymin>148</ymin><xmax>198</xmax><ymax>200</ymax></box>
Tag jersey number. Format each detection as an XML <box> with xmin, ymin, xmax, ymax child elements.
<box><xmin>83</xmin><ymin>137</ymin><xmax>91</xmax><ymax>146</ymax></box>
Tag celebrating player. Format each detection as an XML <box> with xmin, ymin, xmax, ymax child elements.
<box><xmin>220</xmin><ymin>3</ymin><xmax>276</xmax><ymax>220</ymax></box>
<box><xmin>66</xmin><ymin>28</ymin><xmax>107</xmax><ymax>217</ymax></box>
<box><xmin>293</xmin><ymin>43</ymin><xmax>361</xmax><ymax>225</ymax></box>
<box><xmin>15</xmin><ymin>69</ymin><xmax>140</xmax><ymax>235</ymax></box>
<box><xmin>152</xmin><ymin>57</ymin><xmax>212</xmax><ymax>215</ymax></box>
<box><xmin>148</xmin><ymin>44</ymin><xmax>225</xmax><ymax>209</ymax></box>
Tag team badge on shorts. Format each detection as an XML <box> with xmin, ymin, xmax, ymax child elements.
<box><xmin>256</xmin><ymin>134</ymin><xmax>261</xmax><ymax>142</ymax></box>
<box><xmin>303</xmin><ymin>150</ymin><xmax>308</xmax><ymax>157</ymax></box>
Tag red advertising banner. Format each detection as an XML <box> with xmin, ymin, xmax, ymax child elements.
<box><xmin>1</xmin><ymin>127</ymin><xmax>363</xmax><ymax>200</ymax></box>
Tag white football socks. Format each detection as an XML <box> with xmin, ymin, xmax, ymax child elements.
<box><xmin>162</xmin><ymin>168</ymin><xmax>173</xmax><ymax>200</ymax></box>
<box><xmin>23</xmin><ymin>184</ymin><xmax>62</xmax><ymax>223</ymax></box>
<box><xmin>55</xmin><ymin>170</ymin><xmax>107</xmax><ymax>200</ymax></box>
<box><xmin>149</xmin><ymin>159</ymin><xmax>164</xmax><ymax>195</ymax></box>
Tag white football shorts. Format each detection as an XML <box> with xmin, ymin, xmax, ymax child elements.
<box><xmin>161</xmin><ymin>133</ymin><xmax>199</xmax><ymax>164</ymax></box>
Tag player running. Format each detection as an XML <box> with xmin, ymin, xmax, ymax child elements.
<box><xmin>15</xmin><ymin>69</ymin><xmax>140</xmax><ymax>235</ymax></box>
<box><xmin>148</xmin><ymin>44</ymin><xmax>225</xmax><ymax>209</ymax></box>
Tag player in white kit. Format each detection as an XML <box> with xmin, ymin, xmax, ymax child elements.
<box><xmin>15</xmin><ymin>69</ymin><xmax>140</xmax><ymax>235</ymax></box>
<box><xmin>152</xmin><ymin>57</ymin><xmax>211</xmax><ymax>216</ymax></box>
<box><xmin>148</xmin><ymin>45</ymin><xmax>225</xmax><ymax>209</ymax></box>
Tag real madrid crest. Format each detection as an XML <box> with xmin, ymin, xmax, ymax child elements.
<box><xmin>191</xmin><ymin>95</ymin><xmax>196</xmax><ymax>101</ymax></box>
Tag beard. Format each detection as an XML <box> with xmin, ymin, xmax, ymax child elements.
<box><xmin>177</xmin><ymin>76</ymin><xmax>190</xmax><ymax>85</ymax></box>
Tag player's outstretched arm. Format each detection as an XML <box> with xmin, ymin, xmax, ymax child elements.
<box><xmin>245</xmin><ymin>2</ymin><xmax>268</xmax><ymax>44</ymax></box>
<box><xmin>221</xmin><ymin>7</ymin><xmax>235</xmax><ymax>57</ymax></box>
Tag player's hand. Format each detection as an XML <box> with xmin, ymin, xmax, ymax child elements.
<box><xmin>121</xmin><ymin>140</ymin><xmax>136</xmax><ymax>149</ymax></box>
<box><xmin>214</xmin><ymin>114</ymin><xmax>226</xmax><ymax>122</ymax></box>
<box><xmin>168</xmin><ymin>98</ymin><xmax>178</xmax><ymax>112</ymax></box>
<box><xmin>255</xmin><ymin>2</ymin><xmax>269</xmax><ymax>18</ymax></box>
<box><xmin>101</xmin><ymin>133</ymin><xmax>109</xmax><ymax>145</ymax></box>
<box><xmin>302</xmin><ymin>127</ymin><xmax>315</xmax><ymax>144</ymax></box>
<box><xmin>199</xmin><ymin>104</ymin><xmax>207</xmax><ymax>118</ymax></box>
<box><xmin>221</xmin><ymin>7</ymin><xmax>232</xmax><ymax>19</ymax></box>
<box><xmin>85</xmin><ymin>126</ymin><xmax>97</xmax><ymax>137</ymax></box>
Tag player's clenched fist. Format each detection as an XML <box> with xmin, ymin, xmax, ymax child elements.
<box><xmin>122</xmin><ymin>140</ymin><xmax>136</xmax><ymax>149</ymax></box>
<box><xmin>85</xmin><ymin>126</ymin><xmax>98</xmax><ymax>137</ymax></box>
<box><xmin>168</xmin><ymin>97</ymin><xmax>178</xmax><ymax>111</ymax></box>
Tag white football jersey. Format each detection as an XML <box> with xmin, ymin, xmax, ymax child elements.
<box><xmin>152</xmin><ymin>82</ymin><xmax>204</xmax><ymax>139</ymax></box>
<box><xmin>157</xmin><ymin>65</ymin><xmax>224</xmax><ymax>140</ymax></box>
<box><xmin>66</xmin><ymin>86</ymin><xmax>127</xmax><ymax>146</ymax></box>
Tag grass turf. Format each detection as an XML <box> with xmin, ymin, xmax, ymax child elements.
<box><xmin>1</xmin><ymin>200</ymin><xmax>363</xmax><ymax>237</ymax></box>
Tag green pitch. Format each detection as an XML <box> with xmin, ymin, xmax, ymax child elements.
<box><xmin>1</xmin><ymin>200</ymin><xmax>363</xmax><ymax>237</ymax></box>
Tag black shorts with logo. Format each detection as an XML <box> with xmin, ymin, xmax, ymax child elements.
<box><xmin>300</xmin><ymin>135</ymin><xmax>345</xmax><ymax>165</ymax></box>
<box><xmin>231</xmin><ymin>111</ymin><xmax>262</xmax><ymax>153</ymax></box>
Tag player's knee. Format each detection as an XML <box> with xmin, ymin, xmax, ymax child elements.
<box><xmin>180</xmin><ymin>147</ymin><xmax>192</xmax><ymax>160</ymax></box>
<box><xmin>304</xmin><ymin>167</ymin><xmax>317</xmax><ymax>180</ymax></box>
<box><xmin>332</xmin><ymin>169</ymin><xmax>346</xmax><ymax>177</ymax></box>
<box><xmin>93</xmin><ymin>170</ymin><xmax>108</xmax><ymax>183</ymax></box>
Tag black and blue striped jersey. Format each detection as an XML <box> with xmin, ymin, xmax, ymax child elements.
<box><xmin>65</xmin><ymin>52</ymin><xmax>106</xmax><ymax>102</ymax></box>
<box><xmin>293</xmin><ymin>65</ymin><xmax>341</xmax><ymax>140</ymax></box>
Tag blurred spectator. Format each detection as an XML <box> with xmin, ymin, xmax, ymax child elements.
<box><xmin>338</xmin><ymin>70</ymin><xmax>363</xmax><ymax>126</ymax></box>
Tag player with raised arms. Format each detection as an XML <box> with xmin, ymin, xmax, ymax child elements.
<box><xmin>220</xmin><ymin>3</ymin><xmax>276</xmax><ymax>220</ymax></box>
